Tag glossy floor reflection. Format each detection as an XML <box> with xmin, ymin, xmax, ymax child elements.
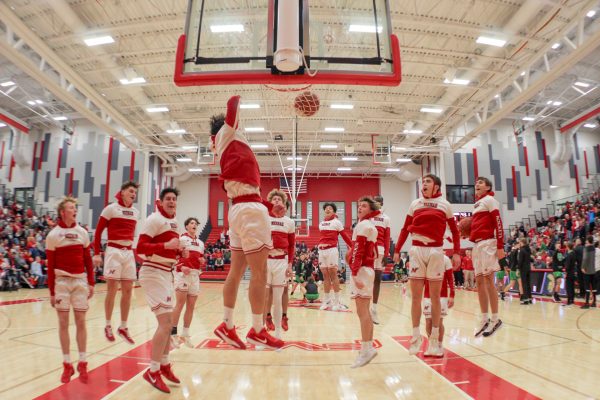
<box><xmin>1</xmin><ymin>282</ymin><xmax>598</xmax><ymax>399</ymax></box>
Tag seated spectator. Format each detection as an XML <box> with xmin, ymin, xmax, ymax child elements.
<box><xmin>30</xmin><ymin>256</ymin><xmax>46</xmax><ymax>287</ymax></box>
<box><xmin>302</xmin><ymin>277</ymin><xmax>319</xmax><ymax>303</ymax></box>
<box><xmin>214</xmin><ymin>256</ymin><xmax>224</xmax><ymax>271</ymax></box>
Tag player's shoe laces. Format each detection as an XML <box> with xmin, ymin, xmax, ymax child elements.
<box><xmin>117</xmin><ymin>327</ymin><xmax>135</xmax><ymax>344</ymax></box>
<box><xmin>214</xmin><ymin>322</ymin><xmax>247</xmax><ymax>349</ymax></box>
<box><xmin>482</xmin><ymin>319</ymin><xmax>503</xmax><ymax>337</ymax></box>
<box><xmin>424</xmin><ymin>338</ymin><xmax>443</xmax><ymax>357</ymax></box>
<box><xmin>104</xmin><ymin>326</ymin><xmax>115</xmax><ymax>342</ymax></box>
<box><xmin>60</xmin><ymin>362</ymin><xmax>74</xmax><ymax>383</ymax></box>
<box><xmin>475</xmin><ymin>319</ymin><xmax>490</xmax><ymax>337</ymax></box>
<box><xmin>77</xmin><ymin>361</ymin><xmax>88</xmax><ymax>383</ymax></box>
<box><xmin>143</xmin><ymin>369</ymin><xmax>170</xmax><ymax>393</ymax></box>
<box><xmin>266</xmin><ymin>315</ymin><xmax>276</xmax><ymax>331</ymax></box>
<box><xmin>350</xmin><ymin>348</ymin><xmax>378</xmax><ymax>368</ymax></box>
<box><xmin>160</xmin><ymin>363</ymin><xmax>180</xmax><ymax>384</ymax></box>
<box><xmin>408</xmin><ymin>335</ymin><xmax>423</xmax><ymax>355</ymax></box>
<box><xmin>246</xmin><ymin>327</ymin><xmax>285</xmax><ymax>350</ymax></box>
<box><xmin>370</xmin><ymin>307</ymin><xmax>380</xmax><ymax>325</ymax></box>
<box><xmin>281</xmin><ymin>315</ymin><xmax>289</xmax><ymax>331</ymax></box>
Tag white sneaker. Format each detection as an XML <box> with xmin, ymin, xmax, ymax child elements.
<box><xmin>180</xmin><ymin>335</ymin><xmax>194</xmax><ymax>348</ymax></box>
<box><xmin>350</xmin><ymin>348</ymin><xmax>378</xmax><ymax>368</ymax></box>
<box><xmin>320</xmin><ymin>300</ymin><xmax>330</xmax><ymax>310</ymax></box>
<box><xmin>370</xmin><ymin>307</ymin><xmax>380</xmax><ymax>325</ymax></box>
<box><xmin>408</xmin><ymin>335</ymin><xmax>423</xmax><ymax>355</ymax></box>
<box><xmin>475</xmin><ymin>319</ymin><xmax>490</xmax><ymax>337</ymax></box>
<box><xmin>336</xmin><ymin>303</ymin><xmax>349</xmax><ymax>311</ymax></box>
<box><xmin>424</xmin><ymin>338</ymin><xmax>443</xmax><ymax>357</ymax></box>
<box><xmin>169</xmin><ymin>335</ymin><xmax>181</xmax><ymax>350</ymax></box>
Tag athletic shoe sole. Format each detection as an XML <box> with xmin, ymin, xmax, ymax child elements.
<box><xmin>214</xmin><ymin>328</ymin><xmax>245</xmax><ymax>349</ymax></box>
<box><xmin>482</xmin><ymin>320</ymin><xmax>503</xmax><ymax>337</ymax></box>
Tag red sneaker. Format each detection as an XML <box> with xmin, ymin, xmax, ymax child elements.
<box><xmin>60</xmin><ymin>362</ymin><xmax>74</xmax><ymax>383</ymax></box>
<box><xmin>246</xmin><ymin>327</ymin><xmax>285</xmax><ymax>350</ymax></box>
<box><xmin>104</xmin><ymin>326</ymin><xmax>115</xmax><ymax>342</ymax></box>
<box><xmin>117</xmin><ymin>327</ymin><xmax>135</xmax><ymax>344</ymax></box>
<box><xmin>160</xmin><ymin>363</ymin><xmax>180</xmax><ymax>384</ymax></box>
<box><xmin>77</xmin><ymin>361</ymin><xmax>88</xmax><ymax>383</ymax></box>
<box><xmin>214</xmin><ymin>322</ymin><xmax>247</xmax><ymax>349</ymax></box>
<box><xmin>282</xmin><ymin>315</ymin><xmax>289</xmax><ymax>331</ymax></box>
<box><xmin>143</xmin><ymin>369</ymin><xmax>170</xmax><ymax>393</ymax></box>
<box><xmin>266</xmin><ymin>315</ymin><xmax>275</xmax><ymax>331</ymax></box>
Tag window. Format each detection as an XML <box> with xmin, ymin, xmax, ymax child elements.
<box><xmin>307</xmin><ymin>201</ymin><xmax>312</xmax><ymax>227</ymax></box>
<box><xmin>446</xmin><ymin>185</ymin><xmax>475</xmax><ymax>204</ymax></box>
<box><xmin>296</xmin><ymin>201</ymin><xmax>302</xmax><ymax>219</ymax></box>
<box><xmin>217</xmin><ymin>201</ymin><xmax>224</xmax><ymax>226</ymax></box>
<box><xmin>351</xmin><ymin>201</ymin><xmax>358</xmax><ymax>225</ymax></box>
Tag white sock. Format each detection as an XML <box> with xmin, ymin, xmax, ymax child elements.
<box><xmin>334</xmin><ymin>291</ymin><xmax>340</xmax><ymax>305</ymax></box>
<box><xmin>372</xmin><ymin>303</ymin><xmax>377</xmax><ymax>311</ymax></box>
<box><xmin>105</xmin><ymin>320</ymin><xmax>112</xmax><ymax>327</ymax></box>
<box><xmin>252</xmin><ymin>313</ymin><xmax>263</xmax><ymax>332</ymax></box>
<box><xmin>481</xmin><ymin>314</ymin><xmax>489</xmax><ymax>324</ymax></box>
<box><xmin>120</xmin><ymin>321</ymin><xmax>127</xmax><ymax>329</ymax></box>
<box><xmin>182</xmin><ymin>327</ymin><xmax>190</xmax><ymax>336</ymax></box>
<box><xmin>361</xmin><ymin>340</ymin><xmax>369</xmax><ymax>352</ymax></box>
<box><xmin>150</xmin><ymin>361</ymin><xmax>160</xmax><ymax>372</ymax></box>
<box><xmin>63</xmin><ymin>354</ymin><xmax>71</xmax><ymax>363</ymax></box>
<box><xmin>79</xmin><ymin>352</ymin><xmax>86</xmax><ymax>362</ymax></box>
<box><xmin>160</xmin><ymin>355</ymin><xmax>169</xmax><ymax>366</ymax></box>
<box><xmin>412</xmin><ymin>327</ymin><xmax>420</xmax><ymax>338</ymax></box>
<box><xmin>431</xmin><ymin>327</ymin><xmax>439</xmax><ymax>340</ymax></box>
<box><xmin>491</xmin><ymin>313</ymin><xmax>498</xmax><ymax>322</ymax></box>
<box><xmin>224</xmin><ymin>306</ymin><xmax>234</xmax><ymax>329</ymax></box>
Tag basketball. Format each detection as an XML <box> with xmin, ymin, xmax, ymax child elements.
<box><xmin>458</xmin><ymin>217</ymin><xmax>472</xmax><ymax>238</ymax></box>
<box><xmin>294</xmin><ymin>91</ymin><xmax>320</xmax><ymax>117</ymax></box>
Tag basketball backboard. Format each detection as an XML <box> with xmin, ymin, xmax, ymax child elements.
<box><xmin>174</xmin><ymin>0</ymin><xmax>401</xmax><ymax>87</ymax></box>
<box><xmin>372</xmin><ymin>134</ymin><xmax>391</xmax><ymax>164</ymax></box>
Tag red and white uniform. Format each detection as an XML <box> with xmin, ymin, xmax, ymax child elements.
<box><xmin>318</xmin><ymin>215</ymin><xmax>352</xmax><ymax>268</ymax></box>
<box><xmin>422</xmin><ymin>256</ymin><xmax>455</xmax><ymax>317</ymax></box>
<box><xmin>370</xmin><ymin>211</ymin><xmax>391</xmax><ymax>271</ymax></box>
<box><xmin>215</xmin><ymin>122</ymin><xmax>272</xmax><ymax>254</ymax></box>
<box><xmin>267</xmin><ymin>214</ymin><xmax>295</xmax><ymax>287</ymax></box>
<box><xmin>174</xmin><ymin>232</ymin><xmax>205</xmax><ymax>296</ymax></box>
<box><xmin>349</xmin><ymin>211</ymin><xmax>379</xmax><ymax>299</ymax></box>
<box><xmin>137</xmin><ymin>204</ymin><xmax>180</xmax><ymax>315</ymax></box>
<box><xmin>46</xmin><ymin>221</ymin><xmax>94</xmax><ymax>312</ymax></box>
<box><xmin>470</xmin><ymin>192</ymin><xmax>504</xmax><ymax>277</ymax></box>
<box><xmin>394</xmin><ymin>192</ymin><xmax>460</xmax><ymax>281</ymax></box>
<box><xmin>94</xmin><ymin>193</ymin><xmax>139</xmax><ymax>281</ymax></box>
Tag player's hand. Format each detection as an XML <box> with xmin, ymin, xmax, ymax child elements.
<box><xmin>393</xmin><ymin>253</ymin><xmax>400</xmax><ymax>263</ymax></box>
<box><xmin>92</xmin><ymin>255</ymin><xmax>103</xmax><ymax>267</ymax></box>
<box><xmin>448</xmin><ymin>297</ymin><xmax>454</xmax><ymax>308</ymax></box>
<box><xmin>199</xmin><ymin>257</ymin><xmax>206</xmax><ymax>268</ymax></box>
<box><xmin>452</xmin><ymin>253</ymin><xmax>461</xmax><ymax>268</ymax></box>
<box><xmin>50</xmin><ymin>296</ymin><xmax>56</xmax><ymax>308</ymax></box>
<box><xmin>272</xmin><ymin>204</ymin><xmax>286</xmax><ymax>218</ymax></box>
<box><xmin>182</xmin><ymin>266</ymin><xmax>191</xmax><ymax>275</ymax></box>
<box><xmin>353</xmin><ymin>276</ymin><xmax>365</xmax><ymax>289</ymax></box>
<box><xmin>497</xmin><ymin>249</ymin><xmax>505</xmax><ymax>259</ymax></box>
<box><xmin>286</xmin><ymin>267</ymin><xmax>293</xmax><ymax>278</ymax></box>
<box><xmin>164</xmin><ymin>238</ymin><xmax>180</xmax><ymax>250</ymax></box>
<box><xmin>88</xmin><ymin>286</ymin><xmax>94</xmax><ymax>299</ymax></box>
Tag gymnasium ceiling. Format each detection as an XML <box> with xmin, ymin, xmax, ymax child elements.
<box><xmin>1</xmin><ymin>0</ymin><xmax>600</xmax><ymax>177</ymax></box>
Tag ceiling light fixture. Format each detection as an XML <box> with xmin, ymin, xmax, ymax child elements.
<box><xmin>551</xmin><ymin>43</ymin><xmax>561</xmax><ymax>49</ymax></box>
<box><xmin>324</xmin><ymin>127</ymin><xmax>345</xmax><ymax>132</ymax></box>
<box><xmin>166</xmin><ymin>129</ymin><xmax>186</xmax><ymax>134</ymax></box>
<box><xmin>522</xmin><ymin>116</ymin><xmax>535</xmax><ymax>121</ymax></box>
<box><xmin>587</xmin><ymin>10</ymin><xmax>596</xmax><ymax>18</ymax></box>
<box><xmin>119</xmin><ymin>77</ymin><xmax>146</xmax><ymax>85</ymax></box>
<box><xmin>403</xmin><ymin>129</ymin><xmax>423</xmax><ymax>134</ymax></box>
<box><xmin>337</xmin><ymin>167</ymin><xmax>352</xmax><ymax>171</ymax></box>
<box><xmin>583</xmin><ymin>123</ymin><xmax>597</xmax><ymax>128</ymax></box>
<box><xmin>181</xmin><ymin>145</ymin><xmax>198</xmax><ymax>150</ymax></box>
<box><xmin>0</xmin><ymin>123</ymin><xmax>6</xmax><ymax>127</ymax></box>
<box><xmin>396</xmin><ymin>158</ymin><xmax>411</xmax><ymax>162</ymax></box>
<box><xmin>189</xmin><ymin>168</ymin><xmax>203</xmax><ymax>172</ymax></box>
<box><xmin>27</xmin><ymin>101</ymin><xmax>36</xmax><ymax>106</ymax></box>
<box><xmin>250</xmin><ymin>144</ymin><xmax>269</xmax><ymax>149</ymax></box>
<box><xmin>0</xmin><ymin>81</ymin><xmax>15</xmax><ymax>87</ymax></box>
<box><xmin>84</xmin><ymin>35</ymin><xmax>115</xmax><ymax>47</ymax></box>
<box><xmin>386</xmin><ymin>168</ymin><xmax>400</xmax><ymax>172</ymax></box>
<box><xmin>574</xmin><ymin>81</ymin><xmax>590</xmax><ymax>88</ymax></box>
<box><xmin>146</xmin><ymin>106</ymin><xmax>169</xmax><ymax>113</ymax></box>
<box><xmin>53</xmin><ymin>116</ymin><xmax>68</xmax><ymax>121</ymax></box>
<box><xmin>177</xmin><ymin>157</ymin><xmax>192</xmax><ymax>162</ymax></box>
<box><xmin>240</xmin><ymin>104</ymin><xmax>260</xmax><ymax>109</ymax></box>
<box><xmin>420</xmin><ymin>107</ymin><xmax>443</xmax><ymax>114</ymax></box>
<box><xmin>476</xmin><ymin>36</ymin><xmax>507</xmax><ymax>47</ymax></box>
<box><xmin>320</xmin><ymin>144</ymin><xmax>338</xmax><ymax>149</ymax></box>
<box><xmin>342</xmin><ymin>157</ymin><xmax>358</xmax><ymax>161</ymax></box>
<box><xmin>245</xmin><ymin>127</ymin><xmax>265</xmax><ymax>132</ymax></box>
<box><xmin>286</xmin><ymin>156</ymin><xmax>302</xmax><ymax>160</ymax></box>
<box><xmin>330</xmin><ymin>104</ymin><xmax>354</xmax><ymax>109</ymax></box>
<box><xmin>443</xmin><ymin>78</ymin><xmax>470</xmax><ymax>85</ymax></box>
<box><xmin>348</xmin><ymin>25</ymin><xmax>382</xmax><ymax>33</ymax></box>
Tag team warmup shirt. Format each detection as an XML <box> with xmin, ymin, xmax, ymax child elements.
<box><xmin>348</xmin><ymin>210</ymin><xmax>380</xmax><ymax>276</ymax></box>
<box><xmin>370</xmin><ymin>210</ymin><xmax>391</xmax><ymax>255</ymax></box>
<box><xmin>469</xmin><ymin>191</ymin><xmax>505</xmax><ymax>249</ymax></box>
<box><xmin>137</xmin><ymin>204</ymin><xmax>180</xmax><ymax>271</ymax></box>
<box><xmin>175</xmin><ymin>232</ymin><xmax>205</xmax><ymax>271</ymax></box>
<box><xmin>93</xmin><ymin>192</ymin><xmax>139</xmax><ymax>254</ymax></box>
<box><xmin>318</xmin><ymin>214</ymin><xmax>352</xmax><ymax>249</ymax></box>
<box><xmin>395</xmin><ymin>192</ymin><xmax>460</xmax><ymax>254</ymax></box>
<box><xmin>46</xmin><ymin>220</ymin><xmax>94</xmax><ymax>296</ymax></box>
<box><xmin>269</xmin><ymin>214</ymin><xmax>296</xmax><ymax>263</ymax></box>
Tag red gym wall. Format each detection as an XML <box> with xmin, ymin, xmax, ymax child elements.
<box><xmin>208</xmin><ymin>177</ymin><xmax>380</xmax><ymax>229</ymax></box>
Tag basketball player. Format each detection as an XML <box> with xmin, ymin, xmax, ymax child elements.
<box><xmin>46</xmin><ymin>197</ymin><xmax>95</xmax><ymax>383</ymax></box>
<box><xmin>211</xmin><ymin>95</ymin><xmax>285</xmax><ymax>350</ymax></box>
<box><xmin>393</xmin><ymin>174</ymin><xmax>461</xmax><ymax>357</ymax></box>
<box><xmin>348</xmin><ymin>196</ymin><xmax>379</xmax><ymax>368</ymax></box>
<box><xmin>263</xmin><ymin>189</ymin><xmax>295</xmax><ymax>338</ymax></box>
<box><xmin>369</xmin><ymin>195</ymin><xmax>390</xmax><ymax>324</ymax></box>
<box><xmin>318</xmin><ymin>203</ymin><xmax>352</xmax><ymax>311</ymax></box>
<box><xmin>470</xmin><ymin>177</ymin><xmax>505</xmax><ymax>337</ymax></box>
<box><xmin>422</xmin><ymin>255</ymin><xmax>454</xmax><ymax>357</ymax></box>
<box><xmin>137</xmin><ymin>188</ymin><xmax>184</xmax><ymax>393</ymax></box>
<box><xmin>170</xmin><ymin>217</ymin><xmax>205</xmax><ymax>349</ymax></box>
<box><xmin>93</xmin><ymin>181</ymin><xmax>139</xmax><ymax>345</ymax></box>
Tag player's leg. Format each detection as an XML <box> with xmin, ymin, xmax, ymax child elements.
<box><xmin>170</xmin><ymin>290</ymin><xmax>188</xmax><ymax>349</ymax></box>
<box><xmin>179</xmin><ymin>294</ymin><xmax>198</xmax><ymax>348</ymax></box>
<box><xmin>282</xmin><ymin>284</ymin><xmax>289</xmax><ymax>331</ymax></box>
<box><xmin>57</xmin><ymin>310</ymin><xmax>74</xmax><ymax>383</ymax></box>
<box><xmin>350</xmin><ymin>267</ymin><xmax>376</xmax><ymax>368</ymax></box>
<box><xmin>104</xmin><ymin>279</ymin><xmax>118</xmax><ymax>340</ymax></box>
<box><xmin>425</xmin><ymin>279</ymin><xmax>443</xmax><ymax>356</ymax></box>
<box><xmin>272</xmin><ymin>286</ymin><xmax>284</xmax><ymax>338</ymax></box>
<box><xmin>331</xmin><ymin>264</ymin><xmax>342</xmax><ymax>309</ymax></box>
<box><xmin>264</xmin><ymin>286</ymin><xmax>275</xmax><ymax>330</ymax></box>
<box><xmin>222</xmin><ymin>249</ymin><xmax>247</xmax><ymax>320</ymax></box>
<box><xmin>371</xmin><ymin>269</ymin><xmax>383</xmax><ymax>324</ymax></box>
<box><xmin>118</xmin><ymin>279</ymin><xmax>135</xmax><ymax>344</ymax></box>
<box><xmin>409</xmin><ymin>278</ymin><xmax>425</xmax><ymax>354</ymax></box>
<box><xmin>320</xmin><ymin>267</ymin><xmax>333</xmax><ymax>309</ymax></box>
<box><xmin>73</xmin><ymin>310</ymin><xmax>89</xmax><ymax>382</ymax></box>
<box><xmin>425</xmin><ymin>317</ymin><xmax>432</xmax><ymax>338</ymax></box>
